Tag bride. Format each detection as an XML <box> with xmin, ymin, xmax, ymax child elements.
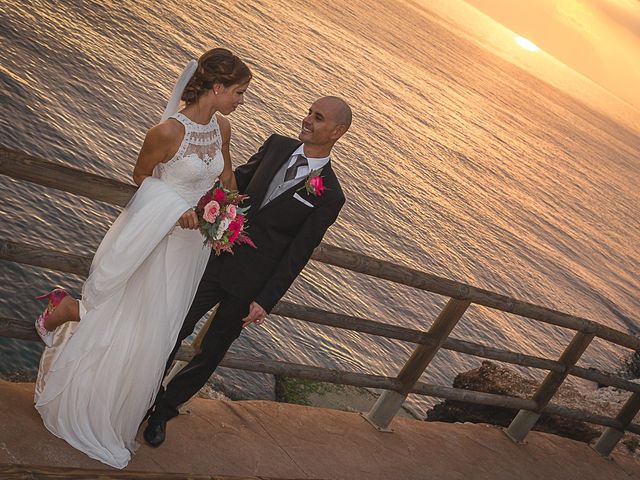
<box><xmin>32</xmin><ymin>47</ymin><xmax>252</xmax><ymax>469</ymax></box>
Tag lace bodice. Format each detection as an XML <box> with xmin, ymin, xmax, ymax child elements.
<box><xmin>154</xmin><ymin>112</ymin><xmax>224</xmax><ymax>206</ymax></box>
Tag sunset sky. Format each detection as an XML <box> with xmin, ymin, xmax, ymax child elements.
<box><xmin>463</xmin><ymin>0</ymin><xmax>640</xmax><ymax>110</ymax></box>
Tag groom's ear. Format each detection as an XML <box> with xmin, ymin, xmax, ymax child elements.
<box><xmin>331</xmin><ymin>124</ymin><xmax>348</xmax><ymax>140</ymax></box>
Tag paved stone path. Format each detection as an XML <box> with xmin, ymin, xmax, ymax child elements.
<box><xmin>1</xmin><ymin>380</ymin><xmax>639</xmax><ymax>479</ymax></box>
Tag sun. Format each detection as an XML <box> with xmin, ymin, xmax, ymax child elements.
<box><xmin>515</xmin><ymin>35</ymin><xmax>540</xmax><ymax>52</ymax></box>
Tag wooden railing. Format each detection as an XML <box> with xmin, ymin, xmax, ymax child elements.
<box><xmin>1</xmin><ymin>146</ymin><xmax>639</xmax><ymax>456</ymax></box>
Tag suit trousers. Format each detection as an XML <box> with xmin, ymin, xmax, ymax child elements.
<box><xmin>152</xmin><ymin>260</ymin><xmax>250</xmax><ymax>421</ymax></box>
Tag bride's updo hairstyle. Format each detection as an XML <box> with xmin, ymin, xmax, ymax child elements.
<box><xmin>181</xmin><ymin>48</ymin><xmax>252</xmax><ymax>105</ymax></box>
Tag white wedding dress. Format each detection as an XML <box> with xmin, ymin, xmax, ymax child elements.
<box><xmin>34</xmin><ymin>112</ymin><xmax>224</xmax><ymax>469</ymax></box>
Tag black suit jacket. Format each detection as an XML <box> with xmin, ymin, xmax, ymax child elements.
<box><xmin>210</xmin><ymin>134</ymin><xmax>345</xmax><ymax>312</ymax></box>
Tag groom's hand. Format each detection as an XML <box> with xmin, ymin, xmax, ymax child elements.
<box><xmin>178</xmin><ymin>208</ymin><xmax>198</xmax><ymax>229</ymax></box>
<box><xmin>242</xmin><ymin>301</ymin><xmax>267</xmax><ymax>328</ymax></box>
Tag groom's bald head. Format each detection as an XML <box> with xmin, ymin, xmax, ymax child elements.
<box><xmin>320</xmin><ymin>96</ymin><xmax>352</xmax><ymax>131</ymax></box>
<box><xmin>298</xmin><ymin>96</ymin><xmax>352</xmax><ymax>156</ymax></box>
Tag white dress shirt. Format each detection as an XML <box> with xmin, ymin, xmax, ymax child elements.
<box><xmin>287</xmin><ymin>145</ymin><xmax>330</xmax><ymax>179</ymax></box>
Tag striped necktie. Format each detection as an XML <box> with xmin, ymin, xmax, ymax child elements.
<box><xmin>284</xmin><ymin>154</ymin><xmax>308</xmax><ymax>182</ymax></box>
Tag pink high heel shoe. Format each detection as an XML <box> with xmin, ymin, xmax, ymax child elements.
<box><xmin>35</xmin><ymin>288</ymin><xmax>68</xmax><ymax>347</ymax></box>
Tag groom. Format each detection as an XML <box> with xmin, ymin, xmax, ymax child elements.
<box><xmin>144</xmin><ymin>96</ymin><xmax>351</xmax><ymax>446</ymax></box>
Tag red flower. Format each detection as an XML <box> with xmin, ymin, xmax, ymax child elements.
<box><xmin>227</xmin><ymin>219</ymin><xmax>243</xmax><ymax>243</ymax></box>
<box><xmin>228</xmin><ymin>231</ymin><xmax>240</xmax><ymax>243</ymax></box>
<box><xmin>301</xmin><ymin>168</ymin><xmax>327</xmax><ymax>197</ymax></box>
<box><xmin>197</xmin><ymin>190</ymin><xmax>212</xmax><ymax>209</ymax></box>
<box><xmin>213</xmin><ymin>188</ymin><xmax>226</xmax><ymax>202</ymax></box>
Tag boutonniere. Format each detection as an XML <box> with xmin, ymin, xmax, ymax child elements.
<box><xmin>299</xmin><ymin>168</ymin><xmax>326</xmax><ymax>197</ymax></box>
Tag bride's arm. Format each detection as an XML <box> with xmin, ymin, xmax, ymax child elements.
<box><xmin>133</xmin><ymin>122</ymin><xmax>181</xmax><ymax>186</ymax></box>
<box><xmin>216</xmin><ymin>115</ymin><xmax>238</xmax><ymax>191</ymax></box>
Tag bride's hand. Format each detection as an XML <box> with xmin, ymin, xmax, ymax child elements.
<box><xmin>177</xmin><ymin>208</ymin><xmax>199</xmax><ymax>229</ymax></box>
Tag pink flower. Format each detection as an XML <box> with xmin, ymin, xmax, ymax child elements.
<box><xmin>300</xmin><ymin>168</ymin><xmax>326</xmax><ymax>197</ymax></box>
<box><xmin>236</xmin><ymin>214</ymin><xmax>246</xmax><ymax>226</ymax></box>
<box><xmin>213</xmin><ymin>188</ymin><xmax>226</xmax><ymax>202</ymax></box>
<box><xmin>225</xmin><ymin>204</ymin><xmax>237</xmax><ymax>219</ymax></box>
<box><xmin>309</xmin><ymin>175</ymin><xmax>325</xmax><ymax>196</ymax></box>
<box><xmin>203</xmin><ymin>201</ymin><xmax>220</xmax><ymax>223</ymax></box>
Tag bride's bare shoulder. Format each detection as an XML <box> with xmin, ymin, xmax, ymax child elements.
<box><xmin>145</xmin><ymin>119</ymin><xmax>184</xmax><ymax>145</ymax></box>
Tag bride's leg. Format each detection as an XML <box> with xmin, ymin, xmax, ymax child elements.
<box><xmin>44</xmin><ymin>296</ymin><xmax>80</xmax><ymax>331</ymax></box>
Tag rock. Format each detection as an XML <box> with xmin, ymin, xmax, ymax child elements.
<box><xmin>0</xmin><ymin>370</ymin><xmax>38</xmax><ymax>382</ymax></box>
<box><xmin>274</xmin><ymin>376</ymin><xmax>419</xmax><ymax>418</ymax></box>
<box><xmin>426</xmin><ymin>361</ymin><xmax>602</xmax><ymax>443</ymax></box>
<box><xmin>208</xmin><ymin>370</ymin><xmax>277</xmax><ymax>401</ymax></box>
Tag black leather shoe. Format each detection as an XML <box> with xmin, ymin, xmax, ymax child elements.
<box><xmin>143</xmin><ymin>419</ymin><xmax>166</xmax><ymax>447</ymax></box>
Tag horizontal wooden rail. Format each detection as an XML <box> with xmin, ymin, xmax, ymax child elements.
<box><xmin>570</xmin><ymin>365</ymin><xmax>640</xmax><ymax>395</ymax></box>
<box><xmin>0</xmin><ymin>239</ymin><xmax>91</xmax><ymax>276</ymax></box>
<box><xmin>0</xmin><ymin>317</ymin><xmax>39</xmax><ymax>342</ymax></box>
<box><xmin>311</xmin><ymin>244</ymin><xmax>639</xmax><ymax>350</ymax></box>
<box><xmin>0</xmin><ymin>147</ymin><xmax>137</xmax><ymax>207</ymax></box>
<box><xmin>273</xmin><ymin>301</ymin><xmax>565</xmax><ymax>372</ymax></box>
<box><xmin>2</xmin><ymin>242</ymin><xmax>637</xmax><ymax>355</ymax></box>
<box><xmin>195</xmin><ymin>350</ymin><xmax>404</xmax><ymax>391</ymax></box>
<box><xmin>2</xmin><ymin>237</ymin><xmax>639</xmax><ymax>354</ymax></box>
<box><xmin>182</xmin><ymin>350</ymin><xmax>640</xmax><ymax>434</ymax></box>
<box><xmin>3</xmin><ymin>300</ymin><xmax>640</xmax><ymax>395</ymax></box>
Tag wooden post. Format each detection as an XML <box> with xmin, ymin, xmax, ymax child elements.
<box><xmin>593</xmin><ymin>392</ymin><xmax>640</xmax><ymax>456</ymax></box>
<box><xmin>505</xmin><ymin>329</ymin><xmax>595</xmax><ymax>443</ymax></box>
<box><xmin>363</xmin><ymin>298</ymin><xmax>470</xmax><ymax>431</ymax></box>
<box><xmin>191</xmin><ymin>306</ymin><xmax>217</xmax><ymax>353</ymax></box>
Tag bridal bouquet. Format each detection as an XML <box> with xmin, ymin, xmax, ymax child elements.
<box><xmin>195</xmin><ymin>181</ymin><xmax>255</xmax><ymax>255</ymax></box>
